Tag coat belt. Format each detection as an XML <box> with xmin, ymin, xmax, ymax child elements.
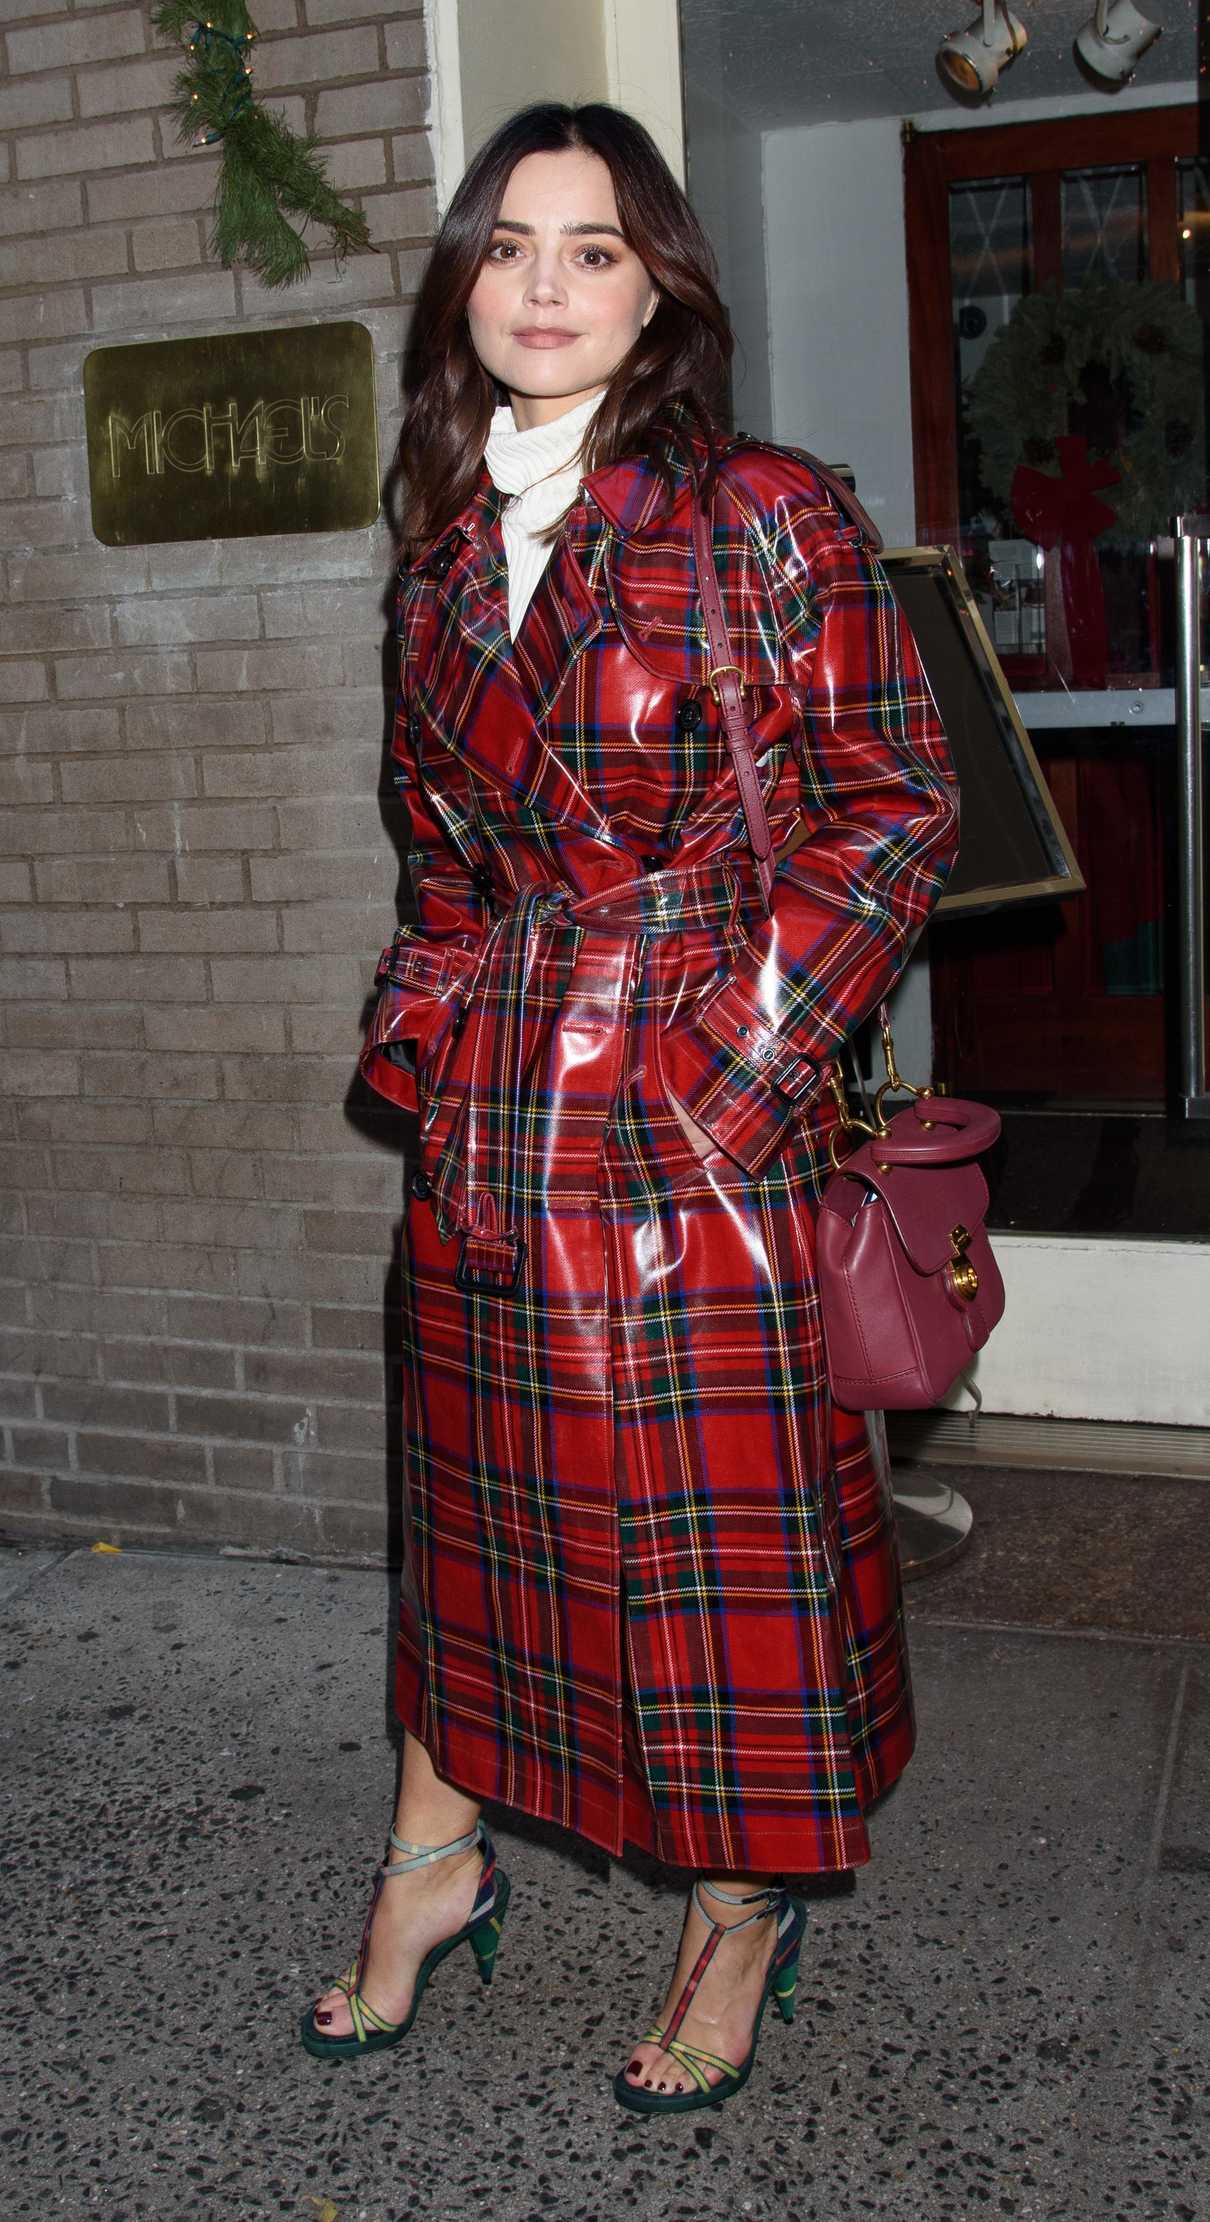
<box><xmin>425</xmin><ymin>858</ymin><xmax>757</xmax><ymax>1293</ymax></box>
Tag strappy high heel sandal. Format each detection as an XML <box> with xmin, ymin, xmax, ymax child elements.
<box><xmin>300</xmin><ymin>1818</ymin><xmax>509</xmax><ymax>2062</ymax></box>
<box><xmin>613</xmin><ymin>1876</ymin><xmax>807</xmax><ymax>2115</ymax></box>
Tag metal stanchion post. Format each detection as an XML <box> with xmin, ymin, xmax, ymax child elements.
<box><xmin>1175</xmin><ymin>516</ymin><xmax>1210</xmax><ymax>1122</ymax></box>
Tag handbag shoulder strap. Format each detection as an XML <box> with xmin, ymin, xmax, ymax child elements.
<box><xmin>689</xmin><ymin>484</ymin><xmax>777</xmax><ymax>914</ymax></box>
<box><xmin>687</xmin><ymin>441</ymin><xmax>889</xmax><ymax>1034</ymax></box>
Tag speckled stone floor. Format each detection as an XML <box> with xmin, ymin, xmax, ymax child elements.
<box><xmin>1</xmin><ymin>1505</ymin><xmax>1207</xmax><ymax>2222</ymax></box>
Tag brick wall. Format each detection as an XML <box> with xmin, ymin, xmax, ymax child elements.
<box><xmin>0</xmin><ymin>0</ymin><xmax>437</xmax><ymax>1559</ymax></box>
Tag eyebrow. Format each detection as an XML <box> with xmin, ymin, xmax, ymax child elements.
<box><xmin>490</xmin><ymin>219</ymin><xmax>627</xmax><ymax>240</ymax></box>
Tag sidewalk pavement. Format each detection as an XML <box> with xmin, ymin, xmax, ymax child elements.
<box><xmin>0</xmin><ymin>1512</ymin><xmax>1206</xmax><ymax>2222</ymax></box>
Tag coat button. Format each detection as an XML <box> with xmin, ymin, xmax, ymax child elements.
<box><xmin>676</xmin><ymin>696</ymin><xmax>704</xmax><ymax>733</ymax></box>
<box><xmin>428</xmin><ymin>530</ymin><xmax>462</xmax><ymax>578</ymax></box>
<box><xmin>409</xmin><ymin>1168</ymin><xmax>431</xmax><ymax>1200</ymax></box>
<box><xmin>641</xmin><ymin>852</ymin><xmax>663</xmax><ymax>873</ymax></box>
<box><xmin>470</xmin><ymin>864</ymin><xmax>494</xmax><ymax>899</ymax></box>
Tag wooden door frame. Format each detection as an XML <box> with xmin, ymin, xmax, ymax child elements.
<box><xmin>903</xmin><ymin>105</ymin><xmax>1199</xmax><ymax>541</ymax></box>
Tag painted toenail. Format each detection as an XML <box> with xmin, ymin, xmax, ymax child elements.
<box><xmin>627</xmin><ymin>2060</ymin><xmax>642</xmax><ymax>2076</ymax></box>
<box><xmin>314</xmin><ymin>2011</ymin><xmax>333</xmax><ymax>2026</ymax></box>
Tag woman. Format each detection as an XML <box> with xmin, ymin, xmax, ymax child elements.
<box><xmin>301</xmin><ymin>100</ymin><xmax>958</xmax><ymax>2114</ymax></box>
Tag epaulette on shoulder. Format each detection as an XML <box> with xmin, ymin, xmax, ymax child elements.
<box><xmin>712</xmin><ymin>434</ymin><xmax>883</xmax><ymax>554</ymax></box>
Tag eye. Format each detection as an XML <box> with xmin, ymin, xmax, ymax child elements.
<box><xmin>486</xmin><ymin>238</ymin><xmax>522</xmax><ymax>263</ymax></box>
<box><xmin>579</xmin><ymin>245</ymin><xmax>618</xmax><ymax>269</ymax></box>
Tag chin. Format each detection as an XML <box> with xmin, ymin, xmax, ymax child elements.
<box><xmin>507</xmin><ymin>372</ymin><xmax>596</xmax><ymax>401</ymax></box>
<box><xmin>507</xmin><ymin>355</ymin><xmax>589</xmax><ymax>380</ymax></box>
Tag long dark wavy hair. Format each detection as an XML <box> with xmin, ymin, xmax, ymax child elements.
<box><xmin>396</xmin><ymin>102</ymin><xmax>733</xmax><ymax>553</ymax></box>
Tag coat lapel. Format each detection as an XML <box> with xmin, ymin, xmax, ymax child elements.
<box><xmin>404</xmin><ymin>472</ymin><xmax>617</xmax><ymax>844</ymax></box>
<box><xmin>511</xmin><ymin>514</ymin><xmax>606</xmax><ymax>718</ymax></box>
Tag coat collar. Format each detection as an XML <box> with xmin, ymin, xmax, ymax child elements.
<box><xmin>581</xmin><ymin>446</ymin><xmax>698</xmax><ymax>537</ymax></box>
<box><xmin>406</xmin><ymin>437</ymin><xmax>706</xmax><ymax>575</ymax></box>
<box><xmin>401</xmin><ymin>425</ymin><xmax>790</xmax><ymax>755</ymax></box>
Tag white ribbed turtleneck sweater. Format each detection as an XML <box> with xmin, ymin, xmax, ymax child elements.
<box><xmin>483</xmin><ymin>387</ymin><xmax>604</xmax><ymax>639</ymax></box>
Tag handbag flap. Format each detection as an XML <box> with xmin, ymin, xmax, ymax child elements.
<box><xmin>822</xmin><ymin>1147</ymin><xmax>991</xmax><ymax>1275</ymax></box>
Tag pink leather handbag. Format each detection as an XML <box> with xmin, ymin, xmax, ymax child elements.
<box><xmin>814</xmin><ymin>1014</ymin><xmax>1006</xmax><ymax>1410</ymax></box>
<box><xmin>689</xmin><ymin>445</ymin><xmax>1006</xmax><ymax>1412</ymax></box>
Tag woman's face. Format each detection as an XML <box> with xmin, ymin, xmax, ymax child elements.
<box><xmin>466</xmin><ymin>147</ymin><xmax>659</xmax><ymax>429</ymax></box>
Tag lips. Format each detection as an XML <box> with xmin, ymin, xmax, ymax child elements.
<box><xmin>514</xmin><ymin>328</ymin><xmax>578</xmax><ymax>345</ymax></box>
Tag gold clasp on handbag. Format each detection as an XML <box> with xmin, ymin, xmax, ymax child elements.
<box><xmin>947</xmin><ymin>1223</ymin><xmax>980</xmax><ymax>1304</ymax></box>
<box><xmin>873</xmin><ymin>1007</ymin><xmax>938</xmax><ymax>1129</ymax></box>
<box><xmin>827</xmin><ymin>1064</ymin><xmax>881</xmax><ymax>1171</ymax></box>
<box><xmin>829</xmin><ymin>1012</ymin><xmax>945</xmax><ymax>1173</ymax></box>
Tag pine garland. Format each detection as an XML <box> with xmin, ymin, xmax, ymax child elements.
<box><xmin>967</xmin><ymin>280</ymin><xmax>1203</xmax><ymax>546</ymax></box>
<box><xmin>153</xmin><ymin>1</ymin><xmax>373</xmax><ymax>287</ymax></box>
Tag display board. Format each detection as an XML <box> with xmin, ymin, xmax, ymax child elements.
<box><xmin>882</xmin><ymin>544</ymin><xmax>1084</xmax><ymax>915</ymax></box>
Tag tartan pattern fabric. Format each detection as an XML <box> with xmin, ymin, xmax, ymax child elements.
<box><xmin>361</xmin><ymin>431</ymin><xmax>959</xmax><ymax>1872</ymax></box>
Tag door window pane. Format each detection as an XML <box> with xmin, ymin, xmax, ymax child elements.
<box><xmin>1061</xmin><ymin>165</ymin><xmax>1146</xmax><ymax>285</ymax></box>
<box><xmin>949</xmin><ymin>176</ymin><xmax>1031</xmax><ymax>304</ymax></box>
<box><xmin>948</xmin><ymin>179</ymin><xmax>1036</xmax><ymax>652</ymax></box>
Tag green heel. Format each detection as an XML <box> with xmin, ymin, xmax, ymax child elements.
<box><xmin>771</xmin><ymin>1937</ymin><xmax>802</xmax><ymax>2024</ymax></box>
<box><xmin>613</xmin><ymin>1879</ymin><xmax>808</xmax><ymax>2115</ymax></box>
<box><xmin>300</xmin><ymin>1819</ymin><xmax>508</xmax><ymax>2063</ymax></box>
<box><xmin>468</xmin><ymin>1870</ymin><xmax>510</xmax><ymax>1984</ymax></box>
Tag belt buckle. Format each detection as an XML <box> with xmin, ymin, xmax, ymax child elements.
<box><xmin>454</xmin><ymin>1230</ymin><xmax>527</xmax><ymax>1295</ymax></box>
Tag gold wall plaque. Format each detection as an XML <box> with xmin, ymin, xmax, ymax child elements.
<box><xmin>84</xmin><ymin>322</ymin><xmax>380</xmax><ymax>545</ymax></box>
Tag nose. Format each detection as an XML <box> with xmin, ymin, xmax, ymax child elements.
<box><xmin>523</xmin><ymin>245</ymin><xmax>567</xmax><ymax>310</ymax></box>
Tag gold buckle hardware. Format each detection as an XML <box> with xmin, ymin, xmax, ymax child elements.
<box><xmin>706</xmin><ymin>662</ymin><xmax>746</xmax><ymax>704</ymax></box>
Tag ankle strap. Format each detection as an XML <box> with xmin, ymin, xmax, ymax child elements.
<box><xmin>698</xmin><ymin>1876</ymin><xmax>782</xmax><ymax>1909</ymax></box>
<box><xmin>694</xmin><ymin>1876</ymin><xmax>783</xmax><ymax>1931</ymax></box>
<box><xmin>381</xmin><ymin>1819</ymin><xmax>483</xmax><ymax>1875</ymax></box>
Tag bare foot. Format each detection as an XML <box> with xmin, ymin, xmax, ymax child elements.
<box><xmin>310</xmin><ymin>1840</ymin><xmax>485</xmax><ymax>2039</ymax></box>
<box><xmin>620</xmin><ymin>1884</ymin><xmax>783</xmax><ymax>2098</ymax></box>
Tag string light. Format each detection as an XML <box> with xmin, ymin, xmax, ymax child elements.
<box><xmin>153</xmin><ymin>0</ymin><xmax>371</xmax><ymax>283</ymax></box>
<box><xmin>185</xmin><ymin>15</ymin><xmax>256</xmax><ymax>145</ymax></box>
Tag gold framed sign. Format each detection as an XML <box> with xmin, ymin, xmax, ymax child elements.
<box><xmin>84</xmin><ymin>321</ymin><xmax>380</xmax><ymax>545</ymax></box>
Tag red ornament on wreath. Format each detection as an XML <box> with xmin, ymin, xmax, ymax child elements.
<box><xmin>1011</xmin><ymin>435</ymin><xmax>1120</xmax><ymax>689</ymax></box>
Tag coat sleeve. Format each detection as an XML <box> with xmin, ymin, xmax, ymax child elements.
<box><xmin>358</xmin><ymin>576</ymin><xmax>489</xmax><ymax>1109</ymax></box>
<box><xmin>659</xmin><ymin>478</ymin><xmax>960</xmax><ymax>1176</ymax></box>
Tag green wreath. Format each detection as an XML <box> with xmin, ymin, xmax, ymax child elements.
<box><xmin>967</xmin><ymin>280</ymin><xmax>1203</xmax><ymax>545</ymax></box>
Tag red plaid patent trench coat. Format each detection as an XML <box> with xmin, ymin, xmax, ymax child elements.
<box><xmin>359</xmin><ymin>427</ymin><xmax>959</xmax><ymax>1875</ymax></box>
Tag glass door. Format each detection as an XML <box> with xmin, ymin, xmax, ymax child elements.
<box><xmin>906</xmin><ymin>110</ymin><xmax>1207</xmax><ymax>1143</ymax></box>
